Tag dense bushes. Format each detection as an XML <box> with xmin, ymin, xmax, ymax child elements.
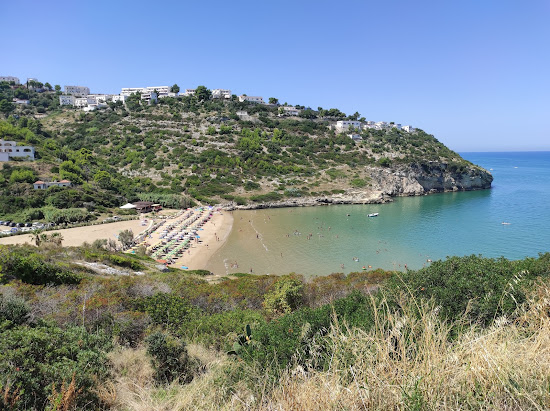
<box><xmin>387</xmin><ymin>253</ymin><xmax>550</xmax><ymax>325</ymax></box>
<box><xmin>0</xmin><ymin>322</ymin><xmax>111</xmax><ymax>410</ymax></box>
<box><xmin>0</xmin><ymin>246</ymin><xmax>82</xmax><ymax>285</ymax></box>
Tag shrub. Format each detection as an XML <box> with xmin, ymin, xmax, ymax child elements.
<box><xmin>0</xmin><ymin>247</ymin><xmax>82</xmax><ymax>285</ymax></box>
<box><xmin>385</xmin><ymin>254</ymin><xmax>550</xmax><ymax>325</ymax></box>
<box><xmin>181</xmin><ymin>309</ymin><xmax>266</xmax><ymax>350</ymax></box>
<box><xmin>0</xmin><ymin>294</ymin><xmax>30</xmax><ymax>326</ymax></box>
<box><xmin>0</xmin><ymin>322</ymin><xmax>111</xmax><ymax>410</ymax></box>
<box><xmin>146</xmin><ymin>332</ymin><xmax>193</xmax><ymax>384</ymax></box>
<box><xmin>264</xmin><ymin>275</ymin><xmax>305</xmax><ymax>315</ymax></box>
<box><xmin>134</xmin><ymin>293</ymin><xmax>196</xmax><ymax>332</ymax></box>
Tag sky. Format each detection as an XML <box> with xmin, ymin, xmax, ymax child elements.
<box><xmin>2</xmin><ymin>0</ymin><xmax>549</xmax><ymax>151</ymax></box>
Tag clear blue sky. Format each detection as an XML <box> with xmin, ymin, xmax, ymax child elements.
<box><xmin>3</xmin><ymin>0</ymin><xmax>549</xmax><ymax>151</ymax></box>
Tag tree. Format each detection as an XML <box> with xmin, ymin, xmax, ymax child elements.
<box><xmin>93</xmin><ymin>170</ymin><xmax>113</xmax><ymax>189</ymax></box>
<box><xmin>49</xmin><ymin>232</ymin><xmax>64</xmax><ymax>247</ymax></box>
<box><xmin>170</xmin><ymin>84</ymin><xmax>180</xmax><ymax>94</ymax></box>
<box><xmin>348</xmin><ymin>111</ymin><xmax>360</xmax><ymax>121</ymax></box>
<box><xmin>118</xmin><ymin>229</ymin><xmax>134</xmax><ymax>250</ymax></box>
<box><xmin>194</xmin><ymin>85</ymin><xmax>211</xmax><ymax>101</ymax></box>
<box><xmin>44</xmin><ymin>82</ymin><xmax>52</xmax><ymax>91</ymax></box>
<box><xmin>54</xmin><ymin>85</ymin><xmax>61</xmax><ymax>92</ymax></box>
<box><xmin>269</xmin><ymin>97</ymin><xmax>279</xmax><ymax>105</ymax></box>
<box><xmin>0</xmin><ymin>99</ymin><xmax>14</xmax><ymax>115</ymax></box>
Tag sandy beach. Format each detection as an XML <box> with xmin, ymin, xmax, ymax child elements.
<box><xmin>0</xmin><ymin>219</ymin><xmax>145</xmax><ymax>247</ymax></box>
<box><xmin>169</xmin><ymin>210</ymin><xmax>233</xmax><ymax>270</ymax></box>
<box><xmin>0</xmin><ymin>210</ymin><xmax>234</xmax><ymax>272</ymax></box>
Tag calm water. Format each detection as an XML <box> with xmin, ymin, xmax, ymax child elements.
<box><xmin>207</xmin><ymin>152</ymin><xmax>550</xmax><ymax>276</ymax></box>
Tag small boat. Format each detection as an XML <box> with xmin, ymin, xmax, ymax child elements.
<box><xmin>368</xmin><ymin>213</ymin><xmax>379</xmax><ymax>217</ymax></box>
<box><xmin>501</xmin><ymin>222</ymin><xmax>511</xmax><ymax>225</ymax></box>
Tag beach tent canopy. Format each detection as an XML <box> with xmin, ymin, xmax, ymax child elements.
<box><xmin>120</xmin><ymin>203</ymin><xmax>137</xmax><ymax>209</ymax></box>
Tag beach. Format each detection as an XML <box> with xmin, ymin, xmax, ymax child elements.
<box><xmin>0</xmin><ymin>219</ymin><xmax>145</xmax><ymax>247</ymax></box>
<box><xmin>0</xmin><ymin>210</ymin><xmax>234</xmax><ymax>271</ymax></box>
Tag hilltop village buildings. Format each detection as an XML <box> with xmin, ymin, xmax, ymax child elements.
<box><xmin>3</xmin><ymin>74</ymin><xmax>416</xmax><ymax>134</ymax></box>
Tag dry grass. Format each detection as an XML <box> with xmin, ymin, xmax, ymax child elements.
<box><xmin>104</xmin><ymin>283</ymin><xmax>550</xmax><ymax>410</ymax></box>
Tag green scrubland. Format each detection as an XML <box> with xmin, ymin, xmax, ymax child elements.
<box><xmin>0</xmin><ymin>242</ymin><xmax>549</xmax><ymax>409</ymax></box>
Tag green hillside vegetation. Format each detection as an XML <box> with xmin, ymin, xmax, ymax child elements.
<box><xmin>0</xmin><ymin>242</ymin><xmax>549</xmax><ymax>409</ymax></box>
<box><xmin>0</xmin><ymin>81</ymin><xmax>485</xmax><ymax>220</ymax></box>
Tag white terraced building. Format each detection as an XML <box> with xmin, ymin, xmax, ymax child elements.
<box><xmin>0</xmin><ymin>140</ymin><xmax>35</xmax><ymax>162</ymax></box>
<box><xmin>212</xmin><ymin>89</ymin><xmax>231</xmax><ymax>99</ymax></box>
<box><xmin>59</xmin><ymin>95</ymin><xmax>76</xmax><ymax>105</ymax></box>
<box><xmin>0</xmin><ymin>76</ymin><xmax>20</xmax><ymax>84</ymax></box>
<box><xmin>335</xmin><ymin>120</ymin><xmax>361</xmax><ymax>132</ymax></box>
<box><xmin>64</xmin><ymin>85</ymin><xmax>90</xmax><ymax>97</ymax></box>
<box><xmin>238</xmin><ymin>95</ymin><xmax>265</xmax><ymax>104</ymax></box>
<box><xmin>279</xmin><ymin>106</ymin><xmax>301</xmax><ymax>116</ymax></box>
<box><xmin>183</xmin><ymin>89</ymin><xmax>196</xmax><ymax>96</ymax></box>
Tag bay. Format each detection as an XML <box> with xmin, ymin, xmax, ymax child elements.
<box><xmin>207</xmin><ymin>152</ymin><xmax>550</xmax><ymax>277</ymax></box>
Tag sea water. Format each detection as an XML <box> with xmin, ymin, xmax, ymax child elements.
<box><xmin>207</xmin><ymin>152</ymin><xmax>550</xmax><ymax>277</ymax></box>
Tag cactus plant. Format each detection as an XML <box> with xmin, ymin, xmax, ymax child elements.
<box><xmin>228</xmin><ymin>324</ymin><xmax>252</xmax><ymax>355</ymax></box>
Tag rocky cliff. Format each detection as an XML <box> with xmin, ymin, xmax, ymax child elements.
<box><xmin>224</xmin><ymin>162</ymin><xmax>493</xmax><ymax>210</ymax></box>
<box><xmin>368</xmin><ymin>162</ymin><xmax>493</xmax><ymax>196</ymax></box>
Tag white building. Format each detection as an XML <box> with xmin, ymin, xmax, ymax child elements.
<box><xmin>335</xmin><ymin>120</ymin><xmax>361</xmax><ymax>132</ymax></box>
<box><xmin>111</xmin><ymin>95</ymin><xmax>128</xmax><ymax>103</ymax></box>
<box><xmin>279</xmin><ymin>106</ymin><xmax>301</xmax><ymax>116</ymax></box>
<box><xmin>64</xmin><ymin>85</ymin><xmax>90</xmax><ymax>97</ymax></box>
<box><xmin>122</xmin><ymin>86</ymin><xmax>170</xmax><ymax>96</ymax></box>
<box><xmin>238</xmin><ymin>95</ymin><xmax>265</xmax><ymax>104</ymax></box>
<box><xmin>402</xmin><ymin>125</ymin><xmax>415</xmax><ymax>132</ymax></box>
<box><xmin>0</xmin><ymin>76</ymin><xmax>20</xmax><ymax>84</ymax></box>
<box><xmin>121</xmin><ymin>87</ymin><xmax>144</xmax><ymax>97</ymax></box>
<box><xmin>87</xmin><ymin>94</ymin><xmax>110</xmax><ymax>103</ymax></box>
<box><xmin>0</xmin><ymin>140</ymin><xmax>35</xmax><ymax>161</ymax></box>
<box><xmin>212</xmin><ymin>89</ymin><xmax>231</xmax><ymax>99</ymax></box>
<box><xmin>183</xmin><ymin>89</ymin><xmax>196</xmax><ymax>96</ymax></box>
<box><xmin>33</xmin><ymin>180</ymin><xmax>72</xmax><ymax>190</ymax></box>
<box><xmin>74</xmin><ymin>98</ymin><xmax>88</xmax><ymax>107</ymax></box>
<box><xmin>59</xmin><ymin>95</ymin><xmax>76</xmax><ymax>105</ymax></box>
<box><xmin>13</xmin><ymin>99</ymin><xmax>29</xmax><ymax>105</ymax></box>
<box><xmin>348</xmin><ymin>134</ymin><xmax>362</xmax><ymax>141</ymax></box>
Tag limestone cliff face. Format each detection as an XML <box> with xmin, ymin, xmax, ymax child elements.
<box><xmin>368</xmin><ymin>162</ymin><xmax>493</xmax><ymax>196</ymax></box>
<box><xmin>224</xmin><ymin>162</ymin><xmax>493</xmax><ymax>210</ymax></box>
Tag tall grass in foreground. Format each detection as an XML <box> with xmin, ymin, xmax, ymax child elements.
<box><xmin>103</xmin><ymin>283</ymin><xmax>550</xmax><ymax>410</ymax></box>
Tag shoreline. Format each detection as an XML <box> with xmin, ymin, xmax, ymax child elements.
<box><xmin>166</xmin><ymin>209</ymin><xmax>233</xmax><ymax>271</ymax></box>
<box><xmin>220</xmin><ymin>185</ymin><xmax>494</xmax><ymax>211</ymax></box>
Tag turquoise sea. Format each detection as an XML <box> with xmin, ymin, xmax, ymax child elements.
<box><xmin>207</xmin><ymin>152</ymin><xmax>550</xmax><ymax>277</ymax></box>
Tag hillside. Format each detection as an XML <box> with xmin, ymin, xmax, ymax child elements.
<box><xmin>0</xmin><ymin>85</ymin><xmax>492</xmax><ymax>220</ymax></box>
<box><xmin>0</xmin><ymin>243</ymin><xmax>548</xmax><ymax>409</ymax></box>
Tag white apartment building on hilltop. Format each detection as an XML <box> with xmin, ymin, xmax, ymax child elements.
<box><xmin>212</xmin><ymin>89</ymin><xmax>231</xmax><ymax>99</ymax></box>
<box><xmin>402</xmin><ymin>125</ymin><xmax>415</xmax><ymax>132</ymax></box>
<box><xmin>59</xmin><ymin>95</ymin><xmax>76</xmax><ymax>106</ymax></box>
<box><xmin>0</xmin><ymin>76</ymin><xmax>20</xmax><ymax>84</ymax></box>
<box><xmin>335</xmin><ymin>120</ymin><xmax>361</xmax><ymax>132</ymax></box>
<box><xmin>74</xmin><ymin>97</ymin><xmax>88</xmax><ymax>108</ymax></box>
<box><xmin>0</xmin><ymin>140</ymin><xmax>35</xmax><ymax>162</ymax></box>
<box><xmin>121</xmin><ymin>86</ymin><xmax>170</xmax><ymax>96</ymax></box>
<box><xmin>183</xmin><ymin>89</ymin><xmax>196</xmax><ymax>96</ymax></box>
<box><xmin>64</xmin><ymin>85</ymin><xmax>90</xmax><ymax>97</ymax></box>
<box><xmin>238</xmin><ymin>95</ymin><xmax>265</xmax><ymax>104</ymax></box>
<box><xmin>279</xmin><ymin>106</ymin><xmax>301</xmax><ymax>116</ymax></box>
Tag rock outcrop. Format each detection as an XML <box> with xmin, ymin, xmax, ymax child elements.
<box><xmin>368</xmin><ymin>162</ymin><xmax>493</xmax><ymax>196</ymax></box>
<box><xmin>223</xmin><ymin>161</ymin><xmax>493</xmax><ymax>211</ymax></box>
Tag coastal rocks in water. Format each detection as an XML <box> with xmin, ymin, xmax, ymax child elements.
<box><xmin>368</xmin><ymin>162</ymin><xmax>493</xmax><ymax>196</ymax></box>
